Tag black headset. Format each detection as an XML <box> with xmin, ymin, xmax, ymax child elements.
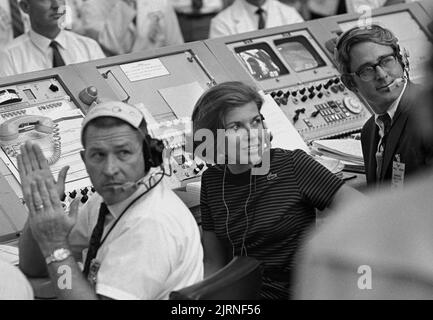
<box><xmin>138</xmin><ymin>120</ymin><xmax>164</xmax><ymax>172</ymax></box>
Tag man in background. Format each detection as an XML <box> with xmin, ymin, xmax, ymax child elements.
<box><xmin>0</xmin><ymin>0</ymin><xmax>105</xmax><ymax>77</ymax></box>
<box><xmin>0</xmin><ymin>0</ymin><xmax>30</xmax><ymax>48</ymax></box>
<box><xmin>79</xmin><ymin>0</ymin><xmax>184</xmax><ymax>56</ymax></box>
<box><xmin>209</xmin><ymin>0</ymin><xmax>304</xmax><ymax>38</ymax></box>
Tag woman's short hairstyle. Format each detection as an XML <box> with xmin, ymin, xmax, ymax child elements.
<box><xmin>191</xmin><ymin>81</ymin><xmax>263</xmax><ymax>162</ymax></box>
<box><xmin>334</xmin><ymin>24</ymin><xmax>400</xmax><ymax>76</ymax></box>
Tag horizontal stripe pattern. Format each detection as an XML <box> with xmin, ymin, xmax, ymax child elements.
<box><xmin>201</xmin><ymin>148</ymin><xmax>344</xmax><ymax>299</ymax></box>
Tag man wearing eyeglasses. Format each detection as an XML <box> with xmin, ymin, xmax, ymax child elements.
<box><xmin>335</xmin><ymin>24</ymin><xmax>433</xmax><ymax>187</ymax></box>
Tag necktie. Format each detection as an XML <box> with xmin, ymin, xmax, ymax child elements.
<box><xmin>376</xmin><ymin>113</ymin><xmax>392</xmax><ymax>180</ymax></box>
<box><xmin>9</xmin><ymin>0</ymin><xmax>24</xmax><ymax>38</ymax></box>
<box><xmin>255</xmin><ymin>7</ymin><xmax>265</xmax><ymax>30</ymax></box>
<box><xmin>50</xmin><ymin>40</ymin><xmax>66</xmax><ymax>68</ymax></box>
<box><xmin>83</xmin><ymin>203</ymin><xmax>110</xmax><ymax>278</ymax></box>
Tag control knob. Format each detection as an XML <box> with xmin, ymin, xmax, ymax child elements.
<box><xmin>343</xmin><ymin>97</ymin><xmax>363</xmax><ymax>114</ymax></box>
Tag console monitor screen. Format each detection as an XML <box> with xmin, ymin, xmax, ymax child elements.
<box><xmin>274</xmin><ymin>36</ymin><xmax>325</xmax><ymax>72</ymax></box>
<box><xmin>234</xmin><ymin>42</ymin><xmax>289</xmax><ymax>81</ymax></box>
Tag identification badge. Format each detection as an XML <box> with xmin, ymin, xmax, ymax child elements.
<box><xmin>391</xmin><ymin>156</ymin><xmax>405</xmax><ymax>189</ymax></box>
<box><xmin>88</xmin><ymin>259</ymin><xmax>101</xmax><ymax>286</ymax></box>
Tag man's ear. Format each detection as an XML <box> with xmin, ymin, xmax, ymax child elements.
<box><xmin>80</xmin><ymin>150</ymin><xmax>85</xmax><ymax>163</ymax></box>
<box><xmin>19</xmin><ymin>0</ymin><xmax>30</xmax><ymax>14</ymax></box>
<box><xmin>341</xmin><ymin>74</ymin><xmax>357</xmax><ymax>92</ymax></box>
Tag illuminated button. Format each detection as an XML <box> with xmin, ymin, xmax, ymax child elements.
<box><xmin>299</xmin><ymin>88</ymin><xmax>306</xmax><ymax>95</ymax></box>
<box><xmin>316</xmin><ymin>84</ymin><xmax>322</xmax><ymax>91</ymax></box>
<box><xmin>284</xmin><ymin>91</ymin><xmax>291</xmax><ymax>98</ymax></box>
<box><xmin>49</xmin><ymin>84</ymin><xmax>59</xmax><ymax>92</ymax></box>
<box><xmin>291</xmin><ymin>91</ymin><xmax>298</xmax><ymax>97</ymax></box>
<box><xmin>317</xmin><ymin>92</ymin><xmax>324</xmax><ymax>99</ymax></box>
<box><xmin>301</xmin><ymin>95</ymin><xmax>308</xmax><ymax>102</ymax></box>
<box><xmin>270</xmin><ymin>92</ymin><xmax>277</xmax><ymax>98</ymax></box>
<box><xmin>69</xmin><ymin>191</ymin><xmax>77</xmax><ymax>199</ymax></box>
<box><xmin>276</xmin><ymin>90</ymin><xmax>284</xmax><ymax>97</ymax></box>
<box><xmin>308</xmin><ymin>86</ymin><xmax>315</xmax><ymax>93</ymax></box>
<box><xmin>309</xmin><ymin>93</ymin><xmax>315</xmax><ymax>100</ymax></box>
<box><xmin>334</xmin><ymin>78</ymin><xmax>340</xmax><ymax>84</ymax></box>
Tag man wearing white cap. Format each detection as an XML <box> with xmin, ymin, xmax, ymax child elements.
<box><xmin>17</xmin><ymin>101</ymin><xmax>203</xmax><ymax>300</ymax></box>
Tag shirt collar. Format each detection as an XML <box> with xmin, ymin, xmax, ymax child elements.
<box><xmin>106</xmin><ymin>169</ymin><xmax>162</xmax><ymax>219</ymax></box>
<box><xmin>242</xmin><ymin>0</ymin><xmax>269</xmax><ymax>16</ymax></box>
<box><xmin>29</xmin><ymin>29</ymin><xmax>67</xmax><ymax>53</ymax></box>
<box><xmin>374</xmin><ymin>79</ymin><xmax>408</xmax><ymax>127</ymax></box>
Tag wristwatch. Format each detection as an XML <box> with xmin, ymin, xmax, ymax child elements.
<box><xmin>45</xmin><ymin>248</ymin><xmax>72</xmax><ymax>265</ymax></box>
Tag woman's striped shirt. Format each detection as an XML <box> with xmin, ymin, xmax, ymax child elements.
<box><xmin>200</xmin><ymin>148</ymin><xmax>344</xmax><ymax>299</ymax></box>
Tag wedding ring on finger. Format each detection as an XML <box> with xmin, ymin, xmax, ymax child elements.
<box><xmin>35</xmin><ymin>204</ymin><xmax>44</xmax><ymax>211</ymax></box>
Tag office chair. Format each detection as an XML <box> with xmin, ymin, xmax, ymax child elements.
<box><xmin>169</xmin><ymin>256</ymin><xmax>263</xmax><ymax>300</ymax></box>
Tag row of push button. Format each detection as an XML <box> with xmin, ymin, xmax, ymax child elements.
<box><xmin>1</xmin><ymin>110</ymin><xmax>26</xmax><ymax>118</ymax></box>
<box><xmin>38</xmin><ymin>102</ymin><xmax>62</xmax><ymax>111</ymax></box>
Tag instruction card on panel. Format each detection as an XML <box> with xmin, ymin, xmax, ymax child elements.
<box><xmin>120</xmin><ymin>59</ymin><xmax>170</xmax><ymax>82</ymax></box>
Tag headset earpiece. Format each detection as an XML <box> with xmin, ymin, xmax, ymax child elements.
<box><xmin>341</xmin><ymin>74</ymin><xmax>356</xmax><ymax>91</ymax></box>
<box><xmin>259</xmin><ymin>114</ymin><xmax>273</xmax><ymax>144</ymax></box>
<box><xmin>396</xmin><ymin>44</ymin><xmax>410</xmax><ymax>77</ymax></box>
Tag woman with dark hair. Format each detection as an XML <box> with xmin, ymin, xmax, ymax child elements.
<box><xmin>192</xmin><ymin>81</ymin><xmax>361</xmax><ymax>299</ymax></box>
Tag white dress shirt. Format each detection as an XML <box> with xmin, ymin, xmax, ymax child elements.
<box><xmin>209</xmin><ymin>0</ymin><xmax>304</xmax><ymax>38</ymax></box>
<box><xmin>0</xmin><ymin>0</ymin><xmax>30</xmax><ymax>49</ymax></box>
<box><xmin>68</xmin><ymin>171</ymin><xmax>204</xmax><ymax>300</ymax></box>
<box><xmin>374</xmin><ymin>80</ymin><xmax>407</xmax><ymax>139</ymax></box>
<box><xmin>0</xmin><ymin>29</ymin><xmax>105</xmax><ymax>77</ymax></box>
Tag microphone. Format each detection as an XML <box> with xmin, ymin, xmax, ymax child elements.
<box><xmin>109</xmin><ymin>171</ymin><xmax>163</xmax><ymax>192</ymax></box>
<box><xmin>107</xmin><ymin>177</ymin><xmax>145</xmax><ymax>193</ymax></box>
<box><xmin>385</xmin><ymin>77</ymin><xmax>406</xmax><ymax>92</ymax></box>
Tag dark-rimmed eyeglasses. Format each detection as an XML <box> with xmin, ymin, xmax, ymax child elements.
<box><xmin>349</xmin><ymin>54</ymin><xmax>398</xmax><ymax>82</ymax></box>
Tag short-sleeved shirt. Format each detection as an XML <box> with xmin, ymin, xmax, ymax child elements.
<box><xmin>200</xmin><ymin>148</ymin><xmax>344</xmax><ymax>299</ymax></box>
<box><xmin>0</xmin><ymin>259</ymin><xmax>33</xmax><ymax>300</ymax></box>
<box><xmin>0</xmin><ymin>29</ymin><xmax>105</xmax><ymax>77</ymax></box>
<box><xmin>69</xmin><ymin>177</ymin><xmax>204</xmax><ymax>300</ymax></box>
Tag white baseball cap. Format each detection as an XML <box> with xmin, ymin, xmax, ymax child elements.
<box><xmin>81</xmin><ymin>101</ymin><xmax>146</xmax><ymax>134</ymax></box>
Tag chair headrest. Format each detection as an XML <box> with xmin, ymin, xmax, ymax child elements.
<box><xmin>169</xmin><ymin>256</ymin><xmax>263</xmax><ymax>300</ymax></box>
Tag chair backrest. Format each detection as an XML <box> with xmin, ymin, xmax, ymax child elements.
<box><xmin>169</xmin><ymin>256</ymin><xmax>262</xmax><ymax>300</ymax></box>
